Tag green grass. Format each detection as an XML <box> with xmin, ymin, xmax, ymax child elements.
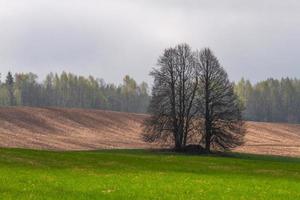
<box><xmin>0</xmin><ymin>148</ymin><xmax>299</xmax><ymax>199</ymax></box>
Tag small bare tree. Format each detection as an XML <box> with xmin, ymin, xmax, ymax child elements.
<box><xmin>196</xmin><ymin>48</ymin><xmax>245</xmax><ymax>152</ymax></box>
<box><xmin>143</xmin><ymin>44</ymin><xmax>198</xmax><ymax>150</ymax></box>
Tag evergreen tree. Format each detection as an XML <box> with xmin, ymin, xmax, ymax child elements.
<box><xmin>5</xmin><ymin>72</ymin><xmax>15</xmax><ymax>106</ymax></box>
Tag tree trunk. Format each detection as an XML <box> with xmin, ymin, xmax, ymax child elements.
<box><xmin>183</xmin><ymin>131</ymin><xmax>187</xmax><ymax>147</ymax></box>
<box><xmin>204</xmin><ymin>60</ymin><xmax>211</xmax><ymax>153</ymax></box>
<box><xmin>174</xmin><ymin>135</ymin><xmax>182</xmax><ymax>151</ymax></box>
<box><xmin>205</xmin><ymin>129</ymin><xmax>211</xmax><ymax>153</ymax></box>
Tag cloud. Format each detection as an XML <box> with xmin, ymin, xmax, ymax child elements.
<box><xmin>0</xmin><ymin>0</ymin><xmax>299</xmax><ymax>83</ymax></box>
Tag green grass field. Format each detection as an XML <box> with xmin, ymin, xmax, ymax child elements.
<box><xmin>0</xmin><ymin>148</ymin><xmax>299</xmax><ymax>199</ymax></box>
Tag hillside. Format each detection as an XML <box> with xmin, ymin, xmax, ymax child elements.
<box><xmin>0</xmin><ymin>107</ymin><xmax>299</xmax><ymax>157</ymax></box>
<box><xmin>0</xmin><ymin>107</ymin><xmax>152</xmax><ymax>150</ymax></box>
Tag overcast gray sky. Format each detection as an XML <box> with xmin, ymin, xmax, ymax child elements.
<box><xmin>0</xmin><ymin>0</ymin><xmax>300</xmax><ymax>84</ymax></box>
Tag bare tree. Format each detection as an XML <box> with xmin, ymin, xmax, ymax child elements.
<box><xmin>143</xmin><ymin>45</ymin><xmax>245</xmax><ymax>152</ymax></box>
<box><xmin>143</xmin><ymin>44</ymin><xmax>198</xmax><ymax>150</ymax></box>
<box><xmin>196</xmin><ymin>48</ymin><xmax>245</xmax><ymax>152</ymax></box>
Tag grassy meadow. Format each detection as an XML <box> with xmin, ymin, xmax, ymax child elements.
<box><xmin>0</xmin><ymin>148</ymin><xmax>299</xmax><ymax>199</ymax></box>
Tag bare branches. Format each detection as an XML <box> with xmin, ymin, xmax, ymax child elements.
<box><xmin>196</xmin><ymin>48</ymin><xmax>245</xmax><ymax>152</ymax></box>
<box><xmin>143</xmin><ymin>44</ymin><xmax>245</xmax><ymax>152</ymax></box>
<box><xmin>143</xmin><ymin>44</ymin><xmax>199</xmax><ymax>150</ymax></box>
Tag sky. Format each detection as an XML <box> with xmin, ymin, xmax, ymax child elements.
<box><xmin>0</xmin><ymin>0</ymin><xmax>300</xmax><ymax>84</ymax></box>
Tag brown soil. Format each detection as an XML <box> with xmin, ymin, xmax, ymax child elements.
<box><xmin>235</xmin><ymin>122</ymin><xmax>300</xmax><ymax>157</ymax></box>
<box><xmin>0</xmin><ymin>107</ymin><xmax>299</xmax><ymax>157</ymax></box>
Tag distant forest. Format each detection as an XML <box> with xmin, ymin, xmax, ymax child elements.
<box><xmin>235</xmin><ymin>78</ymin><xmax>300</xmax><ymax>123</ymax></box>
<box><xmin>0</xmin><ymin>72</ymin><xmax>299</xmax><ymax>123</ymax></box>
<box><xmin>0</xmin><ymin>72</ymin><xmax>150</xmax><ymax>113</ymax></box>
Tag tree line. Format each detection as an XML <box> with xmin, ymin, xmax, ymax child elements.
<box><xmin>143</xmin><ymin>44</ymin><xmax>244</xmax><ymax>152</ymax></box>
<box><xmin>0</xmin><ymin>72</ymin><xmax>150</xmax><ymax>113</ymax></box>
<box><xmin>0</xmin><ymin>65</ymin><xmax>299</xmax><ymax>125</ymax></box>
<box><xmin>235</xmin><ymin>78</ymin><xmax>300</xmax><ymax>123</ymax></box>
